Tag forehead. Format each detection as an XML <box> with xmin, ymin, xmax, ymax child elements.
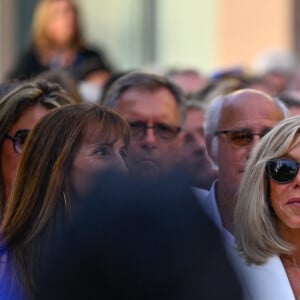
<box><xmin>11</xmin><ymin>104</ymin><xmax>50</xmax><ymax>131</ymax></box>
<box><xmin>117</xmin><ymin>86</ymin><xmax>180</xmax><ymax>124</ymax></box>
<box><xmin>219</xmin><ymin>91</ymin><xmax>284</xmax><ymax>129</ymax></box>
<box><xmin>83</xmin><ymin>120</ymin><xmax>125</xmax><ymax>145</ymax></box>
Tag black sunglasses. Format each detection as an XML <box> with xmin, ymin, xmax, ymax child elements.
<box><xmin>129</xmin><ymin>121</ymin><xmax>181</xmax><ymax>142</ymax></box>
<box><xmin>5</xmin><ymin>129</ymin><xmax>30</xmax><ymax>154</ymax></box>
<box><xmin>214</xmin><ymin>128</ymin><xmax>272</xmax><ymax>146</ymax></box>
<box><xmin>266</xmin><ymin>158</ymin><xmax>300</xmax><ymax>184</ymax></box>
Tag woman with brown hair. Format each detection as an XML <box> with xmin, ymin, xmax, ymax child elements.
<box><xmin>8</xmin><ymin>0</ymin><xmax>112</xmax><ymax>80</ymax></box>
<box><xmin>0</xmin><ymin>79</ymin><xmax>74</xmax><ymax>219</ymax></box>
<box><xmin>0</xmin><ymin>103</ymin><xmax>130</xmax><ymax>299</ymax></box>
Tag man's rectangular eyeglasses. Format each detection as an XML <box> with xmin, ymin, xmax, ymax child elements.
<box><xmin>5</xmin><ymin>129</ymin><xmax>30</xmax><ymax>154</ymax></box>
<box><xmin>214</xmin><ymin>128</ymin><xmax>272</xmax><ymax>146</ymax></box>
<box><xmin>129</xmin><ymin>121</ymin><xmax>181</xmax><ymax>141</ymax></box>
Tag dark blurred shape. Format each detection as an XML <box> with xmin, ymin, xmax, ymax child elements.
<box><xmin>37</xmin><ymin>169</ymin><xmax>242</xmax><ymax>300</ymax></box>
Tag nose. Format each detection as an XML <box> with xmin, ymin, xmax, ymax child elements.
<box><xmin>194</xmin><ymin>133</ymin><xmax>206</xmax><ymax>150</ymax></box>
<box><xmin>292</xmin><ymin>168</ymin><xmax>300</xmax><ymax>189</ymax></box>
<box><xmin>111</xmin><ymin>153</ymin><xmax>128</xmax><ymax>174</ymax></box>
<box><xmin>141</xmin><ymin>127</ymin><xmax>158</xmax><ymax>149</ymax></box>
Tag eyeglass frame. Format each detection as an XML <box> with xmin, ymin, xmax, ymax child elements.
<box><xmin>128</xmin><ymin>121</ymin><xmax>181</xmax><ymax>142</ymax></box>
<box><xmin>214</xmin><ymin>128</ymin><xmax>272</xmax><ymax>146</ymax></box>
<box><xmin>4</xmin><ymin>129</ymin><xmax>30</xmax><ymax>154</ymax></box>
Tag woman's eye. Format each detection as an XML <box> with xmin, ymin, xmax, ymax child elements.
<box><xmin>95</xmin><ymin>147</ymin><xmax>109</xmax><ymax>157</ymax></box>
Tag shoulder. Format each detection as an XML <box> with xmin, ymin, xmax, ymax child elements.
<box><xmin>233</xmin><ymin>255</ymin><xmax>294</xmax><ymax>300</ymax></box>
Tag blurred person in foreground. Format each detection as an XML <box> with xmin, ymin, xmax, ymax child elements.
<box><xmin>0</xmin><ymin>103</ymin><xmax>130</xmax><ymax>299</ymax></box>
<box><xmin>8</xmin><ymin>0</ymin><xmax>112</xmax><ymax>80</ymax></box>
<box><xmin>102</xmin><ymin>71</ymin><xmax>184</xmax><ymax>178</ymax></box>
<box><xmin>201</xmin><ymin>89</ymin><xmax>288</xmax><ymax>245</ymax></box>
<box><xmin>180</xmin><ymin>99</ymin><xmax>217</xmax><ymax>190</ymax></box>
<box><xmin>234</xmin><ymin>115</ymin><xmax>300</xmax><ymax>299</ymax></box>
<box><xmin>0</xmin><ymin>79</ymin><xmax>73</xmax><ymax>218</ymax></box>
<box><xmin>36</xmin><ymin>169</ymin><xmax>242</xmax><ymax>300</ymax></box>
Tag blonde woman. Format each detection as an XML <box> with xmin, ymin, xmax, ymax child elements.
<box><xmin>234</xmin><ymin>115</ymin><xmax>300</xmax><ymax>299</ymax></box>
<box><xmin>8</xmin><ymin>0</ymin><xmax>111</xmax><ymax>80</ymax></box>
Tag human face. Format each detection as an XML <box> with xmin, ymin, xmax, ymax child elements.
<box><xmin>210</xmin><ymin>90</ymin><xmax>284</xmax><ymax>199</ymax></box>
<box><xmin>1</xmin><ymin>104</ymin><xmax>50</xmax><ymax>202</ymax></box>
<box><xmin>117</xmin><ymin>87</ymin><xmax>182</xmax><ymax>177</ymax></box>
<box><xmin>71</xmin><ymin>133</ymin><xmax>128</xmax><ymax>197</ymax></box>
<box><xmin>269</xmin><ymin>141</ymin><xmax>300</xmax><ymax>237</ymax></box>
<box><xmin>45</xmin><ymin>0</ymin><xmax>76</xmax><ymax>46</ymax></box>
<box><xmin>181</xmin><ymin>108</ymin><xmax>216</xmax><ymax>187</ymax></box>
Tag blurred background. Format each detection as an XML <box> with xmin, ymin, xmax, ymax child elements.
<box><xmin>0</xmin><ymin>0</ymin><xmax>297</xmax><ymax>81</ymax></box>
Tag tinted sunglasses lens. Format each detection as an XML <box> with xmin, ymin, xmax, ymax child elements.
<box><xmin>228</xmin><ymin>131</ymin><xmax>253</xmax><ymax>146</ymax></box>
<box><xmin>15</xmin><ymin>131</ymin><xmax>30</xmax><ymax>153</ymax></box>
<box><xmin>266</xmin><ymin>159</ymin><xmax>298</xmax><ymax>183</ymax></box>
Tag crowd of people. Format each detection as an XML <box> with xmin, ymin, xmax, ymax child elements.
<box><xmin>2</xmin><ymin>0</ymin><xmax>300</xmax><ymax>299</ymax></box>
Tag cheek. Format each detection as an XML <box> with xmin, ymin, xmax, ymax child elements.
<box><xmin>71</xmin><ymin>158</ymin><xmax>109</xmax><ymax>197</ymax></box>
<box><xmin>1</xmin><ymin>143</ymin><xmax>20</xmax><ymax>176</ymax></box>
<box><xmin>269</xmin><ymin>182</ymin><xmax>285</xmax><ymax>214</ymax></box>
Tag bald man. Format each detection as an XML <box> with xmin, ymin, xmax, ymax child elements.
<box><xmin>200</xmin><ymin>89</ymin><xmax>289</xmax><ymax>244</ymax></box>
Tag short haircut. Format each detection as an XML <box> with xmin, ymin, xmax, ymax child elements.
<box><xmin>235</xmin><ymin>115</ymin><xmax>300</xmax><ymax>264</ymax></box>
<box><xmin>102</xmin><ymin>71</ymin><xmax>185</xmax><ymax>109</ymax></box>
<box><xmin>181</xmin><ymin>98</ymin><xmax>206</xmax><ymax>121</ymax></box>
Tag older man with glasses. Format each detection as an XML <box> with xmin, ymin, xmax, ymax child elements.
<box><xmin>102</xmin><ymin>71</ymin><xmax>184</xmax><ymax>178</ymax></box>
<box><xmin>200</xmin><ymin>88</ymin><xmax>289</xmax><ymax>245</ymax></box>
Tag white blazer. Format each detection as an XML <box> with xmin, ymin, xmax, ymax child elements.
<box><xmin>228</xmin><ymin>250</ymin><xmax>295</xmax><ymax>300</ymax></box>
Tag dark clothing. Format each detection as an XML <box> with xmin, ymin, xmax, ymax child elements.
<box><xmin>37</xmin><ymin>169</ymin><xmax>242</xmax><ymax>300</ymax></box>
<box><xmin>7</xmin><ymin>46</ymin><xmax>112</xmax><ymax>80</ymax></box>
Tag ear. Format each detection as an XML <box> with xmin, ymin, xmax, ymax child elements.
<box><xmin>205</xmin><ymin>135</ymin><xmax>218</xmax><ymax>165</ymax></box>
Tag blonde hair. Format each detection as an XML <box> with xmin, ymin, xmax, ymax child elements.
<box><xmin>31</xmin><ymin>0</ymin><xmax>84</xmax><ymax>51</ymax></box>
<box><xmin>235</xmin><ymin>115</ymin><xmax>300</xmax><ymax>264</ymax></box>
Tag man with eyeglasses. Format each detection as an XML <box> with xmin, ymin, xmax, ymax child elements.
<box><xmin>200</xmin><ymin>88</ymin><xmax>289</xmax><ymax>245</ymax></box>
<box><xmin>102</xmin><ymin>71</ymin><xmax>184</xmax><ymax>177</ymax></box>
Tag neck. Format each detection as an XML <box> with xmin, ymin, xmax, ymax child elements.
<box><xmin>281</xmin><ymin>253</ymin><xmax>300</xmax><ymax>271</ymax></box>
<box><xmin>215</xmin><ymin>182</ymin><xmax>235</xmax><ymax>235</ymax></box>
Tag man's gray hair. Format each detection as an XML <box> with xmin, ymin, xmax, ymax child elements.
<box><xmin>102</xmin><ymin>71</ymin><xmax>185</xmax><ymax>109</ymax></box>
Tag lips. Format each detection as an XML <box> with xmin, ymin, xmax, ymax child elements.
<box><xmin>287</xmin><ymin>198</ymin><xmax>300</xmax><ymax>205</ymax></box>
<box><xmin>138</xmin><ymin>159</ymin><xmax>159</xmax><ymax>168</ymax></box>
